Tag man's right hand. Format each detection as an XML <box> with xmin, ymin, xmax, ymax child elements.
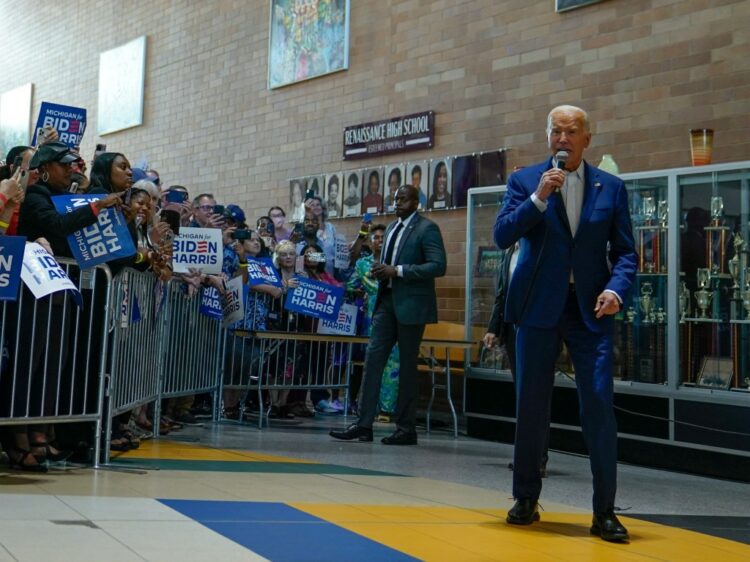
<box><xmin>534</xmin><ymin>168</ymin><xmax>566</xmax><ymax>202</ymax></box>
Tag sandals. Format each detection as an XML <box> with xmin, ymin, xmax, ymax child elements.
<box><xmin>7</xmin><ymin>448</ymin><xmax>48</xmax><ymax>473</ymax></box>
<box><xmin>30</xmin><ymin>441</ymin><xmax>72</xmax><ymax>463</ymax></box>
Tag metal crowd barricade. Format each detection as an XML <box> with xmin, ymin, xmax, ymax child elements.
<box><xmin>247</xmin><ymin>330</ymin><xmax>355</xmax><ymax>428</ymax></box>
<box><xmin>156</xmin><ymin>280</ymin><xmax>223</xmax><ymax>423</ymax></box>
<box><xmin>104</xmin><ymin>268</ymin><xmax>165</xmax><ymax>461</ymax></box>
<box><xmin>0</xmin><ymin>257</ymin><xmax>113</xmax><ymax>467</ymax></box>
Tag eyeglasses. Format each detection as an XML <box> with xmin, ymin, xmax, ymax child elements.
<box><xmin>269</xmin><ymin>213</ymin><xmax>284</xmax><ymax>219</ymax></box>
<box><xmin>277</xmin><ymin>252</ymin><xmax>295</xmax><ymax>257</ymax></box>
<box><xmin>197</xmin><ymin>205</ymin><xmax>213</xmax><ymax>211</ymax></box>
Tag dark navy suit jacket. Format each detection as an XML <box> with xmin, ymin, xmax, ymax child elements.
<box><xmin>493</xmin><ymin>158</ymin><xmax>637</xmax><ymax>334</ymax></box>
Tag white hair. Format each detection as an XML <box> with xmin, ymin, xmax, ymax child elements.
<box><xmin>546</xmin><ymin>105</ymin><xmax>591</xmax><ymax>134</ymax></box>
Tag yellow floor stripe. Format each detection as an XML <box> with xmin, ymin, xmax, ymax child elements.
<box><xmin>119</xmin><ymin>439</ymin><xmax>315</xmax><ymax>463</ymax></box>
<box><xmin>292</xmin><ymin>504</ymin><xmax>750</xmax><ymax>562</ymax></box>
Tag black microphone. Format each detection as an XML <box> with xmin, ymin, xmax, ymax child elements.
<box><xmin>555</xmin><ymin>150</ymin><xmax>569</xmax><ymax>170</ymax></box>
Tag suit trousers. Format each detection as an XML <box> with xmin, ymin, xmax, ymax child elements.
<box><xmin>513</xmin><ymin>287</ymin><xmax>618</xmax><ymax>513</ymax></box>
<box><xmin>358</xmin><ymin>291</ymin><xmax>425</xmax><ymax>432</ymax></box>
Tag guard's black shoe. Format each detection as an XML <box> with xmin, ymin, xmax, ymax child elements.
<box><xmin>506</xmin><ymin>499</ymin><xmax>540</xmax><ymax>525</ymax></box>
<box><xmin>591</xmin><ymin>510</ymin><xmax>629</xmax><ymax>542</ymax></box>
<box><xmin>329</xmin><ymin>423</ymin><xmax>373</xmax><ymax>442</ymax></box>
<box><xmin>381</xmin><ymin>429</ymin><xmax>418</xmax><ymax>445</ymax></box>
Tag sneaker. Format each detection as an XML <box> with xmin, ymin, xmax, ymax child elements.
<box><xmin>315</xmin><ymin>400</ymin><xmax>340</xmax><ymax>415</ymax></box>
<box><xmin>330</xmin><ymin>399</ymin><xmax>345</xmax><ymax>412</ymax></box>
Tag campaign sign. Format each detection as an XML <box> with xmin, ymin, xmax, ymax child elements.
<box><xmin>53</xmin><ymin>194</ymin><xmax>136</xmax><ymax>269</ymax></box>
<box><xmin>0</xmin><ymin>235</ymin><xmax>26</xmax><ymax>301</ymax></box>
<box><xmin>20</xmin><ymin>243</ymin><xmax>82</xmax><ymax>306</ymax></box>
<box><xmin>284</xmin><ymin>277</ymin><xmax>343</xmax><ymax>322</ymax></box>
<box><xmin>318</xmin><ymin>302</ymin><xmax>358</xmax><ymax>335</ymax></box>
<box><xmin>222</xmin><ymin>276</ymin><xmax>244</xmax><ymax>327</ymax></box>
<box><xmin>199</xmin><ymin>286</ymin><xmax>223</xmax><ymax>320</ymax></box>
<box><xmin>334</xmin><ymin>234</ymin><xmax>350</xmax><ymax>270</ymax></box>
<box><xmin>172</xmin><ymin>227</ymin><xmax>222</xmax><ymax>274</ymax></box>
<box><xmin>32</xmin><ymin>102</ymin><xmax>87</xmax><ymax>148</ymax></box>
<box><xmin>246</xmin><ymin>257</ymin><xmax>282</xmax><ymax>287</ymax></box>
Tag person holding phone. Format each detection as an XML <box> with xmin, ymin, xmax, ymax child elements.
<box><xmin>0</xmin><ymin>146</ymin><xmax>38</xmax><ymax>235</ymax></box>
<box><xmin>190</xmin><ymin>193</ymin><xmax>224</xmax><ymax>228</ymax></box>
<box><xmin>302</xmin><ymin>195</ymin><xmax>337</xmax><ymax>277</ymax></box>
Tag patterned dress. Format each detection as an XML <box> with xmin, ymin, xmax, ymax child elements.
<box><xmin>347</xmin><ymin>254</ymin><xmax>400</xmax><ymax>414</ymax></box>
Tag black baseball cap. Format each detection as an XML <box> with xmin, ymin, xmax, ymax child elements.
<box><xmin>29</xmin><ymin>142</ymin><xmax>79</xmax><ymax>169</ymax></box>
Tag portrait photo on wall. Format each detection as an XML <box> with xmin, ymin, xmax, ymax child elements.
<box><xmin>289</xmin><ymin>177</ymin><xmax>307</xmax><ymax>223</ymax></box>
<box><xmin>452</xmin><ymin>154</ymin><xmax>478</xmax><ymax>208</ymax></box>
<box><xmin>324</xmin><ymin>173</ymin><xmax>342</xmax><ymax>218</ymax></box>
<box><xmin>406</xmin><ymin>161</ymin><xmax>428</xmax><ymax>210</ymax></box>
<box><xmin>361</xmin><ymin>167</ymin><xmax>384</xmax><ymax>214</ymax></box>
<box><xmin>268</xmin><ymin>0</ymin><xmax>350</xmax><ymax>89</ymax></box>
<box><xmin>477</xmin><ymin>149</ymin><xmax>508</xmax><ymax>187</ymax></box>
<box><xmin>342</xmin><ymin>170</ymin><xmax>362</xmax><ymax>217</ymax></box>
<box><xmin>428</xmin><ymin>157</ymin><xmax>452</xmax><ymax>210</ymax></box>
<box><xmin>384</xmin><ymin>164</ymin><xmax>405</xmax><ymax>212</ymax></box>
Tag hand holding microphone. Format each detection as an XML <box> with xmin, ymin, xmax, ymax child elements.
<box><xmin>534</xmin><ymin>150</ymin><xmax>568</xmax><ymax>202</ymax></box>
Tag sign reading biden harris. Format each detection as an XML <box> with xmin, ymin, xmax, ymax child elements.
<box><xmin>172</xmin><ymin>227</ymin><xmax>222</xmax><ymax>274</ymax></box>
<box><xmin>284</xmin><ymin>277</ymin><xmax>343</xmax><ymax>322</ymax></box>
<box><xmin>53</xmin><ymin>195</ymin><xmax>135</xmax><ymax>269</ymax></box>
<box><xmin>32</xmin><ymin>102</ymin><xmax>87</xmax><ymax>148</ymax></box>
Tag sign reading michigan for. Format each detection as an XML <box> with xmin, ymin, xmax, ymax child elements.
<box><xmin>172</xmin><ymin>227</ymin><xmax>222</xmax><ymax>274</ymax></box>
<box><xmin>284</xmin><ymin>277</ymin><xmax>343</xmax><ymax>322</ymax></box>
<box><xmin>53</xmin><ymin>194</ymin><xmax>136</xmax><ymax>269</ymax></box>
<box><xmin>32</xmin><ymin>102</ymin><xmax>87</xmax><ymax>148</ymax></box>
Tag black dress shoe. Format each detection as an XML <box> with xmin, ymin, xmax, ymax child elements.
<box><xmin>506</xmin><ymin>499</ymin><xmax>539</xmax><ymax>525</ymax></box>
<box><xmin>329</xmin><ymin>423</ymin><xmax>373</xmax><ymax>442</ymax></box>
<box><xmin>591</xmin><ymin>510</ymin><xmax>629</xmax><ymax>542</ymax></box>
<box><xmin>381</xmin><ymin>429</ymin><xmax>418</xmax><ymax>445</ymax></box>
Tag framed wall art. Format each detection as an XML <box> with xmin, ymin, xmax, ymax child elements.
<box><xmin>98</xmin><ymin>36</ymin><xmax>147</xmax><ymax>135</ymax></box>
<box><xmin>0</xmin><ymin>83</ymin><xmax>32</xmax><ymax>157</ymax></box>
<box><xmin>268</xmin><ymin>0</ymin><xmax>350</xmax><ymax>89</ymax></box>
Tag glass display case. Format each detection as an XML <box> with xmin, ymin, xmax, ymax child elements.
<box><xmin>464</xmin><ymin>161</ymin><xmax>750</xmax><ymax>471</ymax></box>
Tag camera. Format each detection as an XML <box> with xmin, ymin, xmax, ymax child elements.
<box><xmin>166</xmin><ymin>190</ymin><xmax>188</xmax><ymax>204</ymax></box>
<box><xmin>231</xmin><ymin>229</ymin><xmax>251</xmax><ymax>240</ymax></box>
<box><xmin>212</xmin><ymin>204</ymin><xmax>225</xmax><ymax>215</ymax></box>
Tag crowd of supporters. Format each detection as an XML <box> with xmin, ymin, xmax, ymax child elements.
<box><xmin>0</xmin><ymin>132</ymin><xmax>399</xmax><ymax>469</ymax></box>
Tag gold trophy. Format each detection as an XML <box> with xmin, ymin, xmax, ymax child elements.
<box><xmin>679</xmin><ymin>281</ymin><xmax>690</xmax><ymax>323</ymax></box>
<box><xmin>637</xmin><ymin>196</ymin><xmax>660</xmax><ymax>273</ymax></box>
<box><xmin>695</xmin><ymin>268</ymin><xmax>712</xmax><ymax>319</ymax></box>
<box><xmin>705</xmin><ymin>196</ymin><xmax>730</xmax><ymax>275</ymax></box>
<box><xmin>743</xmin><ymin>268</ymin><xmax>750</xmax><ymax>320</ymax></box>
<box><xmin>639</xmin><ymin>282</ymin><xmax>654</xmax><ymax>323</ymax></box>
<box><xmin>658</xmin><ymin>200</ymin><xmax>668</xmax><ymax>229</ymax></box>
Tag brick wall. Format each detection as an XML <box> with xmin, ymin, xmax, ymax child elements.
<box><xmin>1</xmin><ymin>0</ymin><xmax>748</xmax><ymax>321</ymax></box>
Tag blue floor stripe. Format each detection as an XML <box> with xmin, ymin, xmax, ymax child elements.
<box><xmin>160</xmin><ymin>499</ymin><xmax>419</xmax><ymax>562</ymax></box>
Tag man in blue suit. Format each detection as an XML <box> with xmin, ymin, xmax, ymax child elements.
<box><xmin>494</xmin><ymin>105</ymin><xmax>637</xmax><ymax>542</ymax></box>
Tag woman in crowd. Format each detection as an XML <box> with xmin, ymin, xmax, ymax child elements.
<box><xmin>347</xmin><ymin>224</ymin><xmax>400</xmax><ymax>420</ymax></box>
<box><xmin>428</xmin><ymin>161</ymin><xmax>451</xmax><ymax>209</ymax></box>
<box><xmin>305</xmin><ymin>196</ymin><xmax>338</xmax><ymax>278</ymax></box>
<box><xmin>269</xmin><ymin>206</ymin><xmax>291</xmax><ymax>242</ymax></box>
<box><xmin>0</xmin><ymin>146</ymin><xmax>37</xmax><ymax>235</ymax></box>
<box><xmin>272</xmin><ymin>241</ymin><xmax>315</xmax><ymax>418</ymax></box>
<box><xmin>361</xmin><ymin>170</ymin><xmax>383</xmax><ymax>213</ymax></box>
<box><xmin>88</xmin><ymin>152</ymin><xmax>133</xmax><ymax>194</ymax></box>
<box><xmin>298</xmin><ymin>243</ymin><xmax>342</xmax><ymax>414</ymax></box>
<box><xmin>6</xmin><ymin>142</ymin><xmax>120</xmax><ymax>470</ymax></box>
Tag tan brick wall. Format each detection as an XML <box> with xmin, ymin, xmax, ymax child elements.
<box><xmin>2</xmin><ymin>0</ymin><xmax>748</xmax><ymax>321</ymax></box>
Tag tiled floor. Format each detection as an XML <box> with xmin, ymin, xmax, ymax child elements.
<box><xmin>0</xmin><ymin>417</ymin><xmax>748</xmax><ymax>561</ymax></box>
